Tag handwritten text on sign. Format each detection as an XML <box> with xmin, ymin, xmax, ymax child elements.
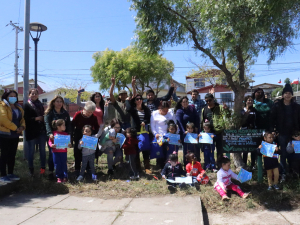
<box><xmin>222</xmin><ymin>129</ymin><xmax>264</xmax><ymax>153</ymax></box>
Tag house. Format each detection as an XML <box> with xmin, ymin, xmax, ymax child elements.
<box><xmin>186</xmin><ymin>69</ymin><xmax>234</xmax><ymax>103</ymax></box>
<box><xmin>245</xmin><ymin>83</ymin><xmax>283</xmax><ymax>98</ymax></box>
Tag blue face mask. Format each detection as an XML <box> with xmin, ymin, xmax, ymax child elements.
<box><xmin>8</xmin><ymin>97</ymin><xmax>17</xmax><ymax>104</ymax></box>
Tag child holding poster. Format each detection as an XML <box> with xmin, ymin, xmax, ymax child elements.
<box><xmin>48</xmin><ymin>119</ymin><xmax>72</xmax><ymax>183</ymax></box>
<box><xmin>163</xmin><ymin>120</ymin><xmax>181</xmax><ymax>159</ymax></box>
<box><xmin>287</xmin><ymin>134</ymin><xmax>300</xmax><ymax>178</ymax></box>
<box><xmin>77</xmin><ymin>125</ymin><xmax>98</xmax><ymax>181</ymax></box>
<box><xmin>199</xmin><ymin>123</ymin><xmax>217</xmax><ymax>173</ymax></box>
<box><xmin>258</xmin><ymin>132</ymin><xmax>280</xmax><ymax>190</ymax></box>
<box><xmin>214</xmin><ymin>156</ymin><xmax>250</xmax><ymax>200</ymax></box>
<box><xmin>185</xmin><ymin>152</ymin><xmax>209</xmax><ymax>190</ymax></box>
<box><xmin>183</xmin><ymin>122</ymin><xmax>200</xmax><ymax>166</ymax></box>
<box><xmin>122</xmin><ymin>128</ymin><xmax>139</xmax><ymax>179</ymax></box>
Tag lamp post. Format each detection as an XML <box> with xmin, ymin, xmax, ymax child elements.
<box><xmin>30</xmin><ymin>22</ymin><xmax>47</xmax><ymax>88</ymax></box>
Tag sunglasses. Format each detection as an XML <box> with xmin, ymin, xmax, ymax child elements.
<box><xmin>135</xmin><ymin>98</ymin><xmax>142</xmax><ymax>101</ymax></box>
<box><xmin>114</xmin><ymin>126</ymin><xmax>121</xmax><ymax>129</ymax></box>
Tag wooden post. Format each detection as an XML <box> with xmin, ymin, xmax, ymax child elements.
<box><xmin>257</xmin><ymin>155</ymin><xmax>263</xmax><ymax>183</ymax></box>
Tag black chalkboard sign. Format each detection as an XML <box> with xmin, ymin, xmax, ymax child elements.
<box><xmin>222</xmin><ymin>129</ymin><xmax>264</xmax><ymax>153</ymax></box>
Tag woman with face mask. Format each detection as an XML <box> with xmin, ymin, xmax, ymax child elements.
<box><xmin>0</xmin><ymin>90</ymin><xmax>26</xmax><ymax>183</ymax></box>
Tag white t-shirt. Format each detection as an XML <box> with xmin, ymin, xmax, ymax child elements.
<box><xmin>150</xmin><ymin>109</ymin><xmax>176</xmax><ymax>136</ymax></box>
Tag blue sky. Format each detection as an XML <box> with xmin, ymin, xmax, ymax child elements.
<box><xmin>1</xmin><ymin>0</ymin><xmax>300</xmax><ymax>94</ymax></box>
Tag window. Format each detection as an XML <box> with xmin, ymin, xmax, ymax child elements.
<box><xmin>220</xmin><ymin>93</ymin><xmax>232</xmax><ymax>102</ymax></box>
<box><xmin>42</xmin><ymin>98</ymin><xmax>47</xmax><ymax>105</ymax></box>
<box><xmin>194</xmin><ymin>78</ymin><xmax>205</xmax><ymax>88</ymax></box>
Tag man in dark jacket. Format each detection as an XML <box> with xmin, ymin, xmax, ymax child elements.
<box><xmin>270</xmin><ymin>83</ymin><xmax>300</xmax><ymax>178</ymax></box>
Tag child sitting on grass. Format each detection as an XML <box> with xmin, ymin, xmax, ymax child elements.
<box><xmin>122</xmin><ymin>127</ymin><xmax>139</xmax><ymax>180</ymax></box>
<box><xmin>185</xmin><ymin>152</ymin><xmax>209</xmax><ymax>190</ymax></box>
<box><xmin>48</xmin><ymin>119</ymin><xmax>72</xmax><ymax>183</ymax></box>
<box><xmin>258</xmin><ymin>132</ymin><xmax>280</xmax><ymax>190</ymax></box>
<box><xmin>161</xmin><ymin>152</ymin><xmax>186</xmax><ymax>193</ymax></box>
<box><xmin>214</xmin><ymin>156</ymin><xmax>250</xmax><ymax>201</ymax></box>
<box><xmin>77</xmin><ymin>125</ymin><xmax>98</xmax><ymax>182</ymax></box>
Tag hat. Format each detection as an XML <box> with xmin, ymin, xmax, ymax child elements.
<box><xmin>282</xmin><ymin>84</ymin><xmax>293</xmax><ymax>96</ymax></box>
<box><xmin>118</xmin><ymin>90</ymin><xmax>127</xmax><ymax>95</ymax></box>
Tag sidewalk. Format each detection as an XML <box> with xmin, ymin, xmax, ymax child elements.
<box><xmin>0</xmin><ymin>194</ymin><xmax>203</xmax><ymax>225</ymax></box>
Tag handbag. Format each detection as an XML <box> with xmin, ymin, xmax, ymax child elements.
<box><xmin>150</xmin><ymin>137</ymin><xmax>165</xmax><ymax>159</ymax></box>
<box><xmin>137</xmin><ymin>126</ymin><xmax>151</xmax><ymax>151</ymax></box>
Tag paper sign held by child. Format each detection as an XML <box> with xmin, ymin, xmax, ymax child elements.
<box><xmin>184</xmin><ymin>133</ymin><xmax>198</xmax><ymax>144</ymax></box>
<box><xmin>166</xmin><ymin>177</ymin><xmax>193</xmax><ymax>184</ymax></box>
<box><xmin>116</xmin><ymin>133</ymin><xmax>126</xmax><ymax>147</ymax></box>
<box><xmin>167</xmin><ymin>134</ymin><xmax>181</xmax><ymax>146</ymax></box>
<box><xmin>292</xmin><ymin>141</ymin><xmax>300</xmax><ymax>153</ymax></box>
<box><xmin>199</xmin><ymin>133</ymin><xmax>213</xmax><ymax>144</ymax></box>
<box><xmin>54</xmin><ymin>135</ymin><xmax>70</xmax><ymax>148</ymax></box>
<box><xmin>260</xmin><ymin>141</ymin><xmax>276</xmax><ymax>157</ymax></box>
<box><xmin>82</xmin><ymin>135</ymin><xmax>98</xmax><ymax>150</ymax></box>
<box><xmin>237</xmin><ymin>168</ymin><xmax>252</xmax><ymax>183</ymax></box>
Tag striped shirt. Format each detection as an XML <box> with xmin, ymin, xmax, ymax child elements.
<box><xmin>137</xmin><ymin>110</ymin><xmax>145</xmax><ymax>122</ymax></box>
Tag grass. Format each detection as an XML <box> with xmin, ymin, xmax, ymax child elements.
<box><xmin>8</xmin><ymin>145</ymin><xmax>300</xmax><ymax>214</ymax></box>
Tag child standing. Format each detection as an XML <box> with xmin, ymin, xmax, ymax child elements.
<box><xmin>48</xmin><ymin>119</ymin><xmax>72</xmax><ymax>183</ymax></box>
<box><xmin>183</xmin><ymin>122</ymin><xmax>200</xmax><ymax>166</ymax></box>
<box><xmin>214</xmin><ymin>156</ymin><xmax>250</xmax><ymax>200</ymax></box>
<box><xmin>122</xmin><ymin>128</ymin><xmax>139</xmax><ymax>179</ymax></box>
<box><xmin>161</xmin><ymin>153</ymin><xmax>186</xmax><ymax>193</ymax></box>
<box><xmin>163</xmin><ymin>120</ymin><xmax>180</xmax><ymax>160</ymax></box>
<box><xmin>199</xmin><ymin>123</ymin><xmax>217</xmax><ymax>172</ymax></box>
<box><xmin>185</xmin><ymin>152</ymin><xmax>209</xmax><ymax>189</ymax></box>
<box><xmin>258</xmin><ymin>132</ymin><xmax>280</xmax><ymax>190</ymax></box>
<box><xmin>77</xmin><ymin>125</ymin><xmax>98</xmax><ymax>181</ymax></box>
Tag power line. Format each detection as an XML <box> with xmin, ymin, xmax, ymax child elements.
<box><xmin>0</xmin><ymin>51</ymin><xmax>15</xmax><ymax>62</ymax></box>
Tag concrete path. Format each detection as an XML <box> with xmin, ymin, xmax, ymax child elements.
<box><xmin>0</xmin><ymin>194</ymin><xmax>203</xmax><ymax>225</ymax></box>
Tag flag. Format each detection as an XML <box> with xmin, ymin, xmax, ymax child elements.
<box><xmin>278</xmin><ymin>79</ymin><xmax>281</xmax><ymax>84</ymax></box>
<box><xmin>291</xmin><ymin>79</ymin><xmax>299</xmax><ymax>85</ymax></box>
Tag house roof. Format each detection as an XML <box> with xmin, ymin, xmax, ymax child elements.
<box><xmin>251</xmin><ymin>83</ymin><xmax>282</xmax><ymax>89</ymax></box>
<box><xmin>186</xmin><ymin>69</ymin><xmax>222</xmax><ymax>79</ymax></box>
<box><xmin>187</xmin><ymin>84</ymin><xmax>231</xmax><ymax>94</ymax></box>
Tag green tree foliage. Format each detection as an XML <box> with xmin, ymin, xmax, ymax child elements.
<box><xmin>130</xmin><ymin>0</ymin><xmax>300</xmax><ymax>114</ymax></box>
<box><xmin>91</xmin><ymin>46</ymin><xmax>174</xmax><ymax>95</ymax></box>
<box><xmin>57</xmin><ymin>81</ymin><xmax>93</xmax><ymax>103</ymax></box>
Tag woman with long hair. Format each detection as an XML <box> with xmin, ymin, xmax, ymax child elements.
<box><xmin>0</xmin><ymin>90</ymin><xmax>25</xmax><ymax>183</ymax></box>
<box><xmin>44</xmin><ymin>95</ymin><xmax>71</xmax><ymax>179</ymax></box>
<box><xmin>24</xmin><ymin>88</ymin><xmax>47</xmax><ymax>176</ymax></box>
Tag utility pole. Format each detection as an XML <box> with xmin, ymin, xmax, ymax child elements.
<box><xmin>8</xmin><ymin>21</ymin><xmax>23</xmax><ymax>91</ymax></box>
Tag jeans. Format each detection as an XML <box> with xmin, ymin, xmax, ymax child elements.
<box><xmin>104</xmin><ymin>146</ymin><xmax>123</xmax><ymax>170</ymax></box>
<box><xmin>203</xmin><ymin>148</ymin><xmax>216</xmax><ymax>170</ymax></box>
<box><xmin>278</xmin><ymin>134</ymin><xmax>290</xmax><ymax>174</ymax></box>
<box><xmin>80</xmin><ymin>154</ymin><xmax>96</xmax><ymax>176</ymax></box>
<box><xmin>26</xmin><ymin>133</ymin><xmax>47</xmax><ymax>169</ymax></box>
<box><xmin>126</xmin><ymin>154</ymin><xmax>137</xmax><ymax>177</ymax></box>
<box><xmin>52</xmin><ymin>152</ymin><xmax>68</xmax><ymax>179</ymax></box>
<box><xmin>0</xmin><ymin>137</ymin><xmax>19</xmax><ymax>176</ymax></box>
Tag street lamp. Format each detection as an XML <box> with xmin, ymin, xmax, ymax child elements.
<box><xmin>30</xmin><ymin>22</ymin><xmax>47</xmax><ymax>88</ymax></box>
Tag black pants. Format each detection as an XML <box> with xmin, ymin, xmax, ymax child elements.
<box><xmin>46</xmin><ymin>138</ymin><xmax>54</xmax><ymax>172</ymax></box>
<box><xmin>73</xmin><ymin>139</ymin><xmax>82</xmax><ymax>171</ymax></box>
<box><xmin>0</xmin><ymin>137</ymin><xmax>19</xmax><ymax>176</ymax></box>
<box><xmin>214</xmin><ymin>133</ymin><xmax>223</xmax><ymax>160</ymax></box>
<box><xmin>242</xmin><ymin>151</ymin><xmax>257</xmax><ymax>167</ymax></box>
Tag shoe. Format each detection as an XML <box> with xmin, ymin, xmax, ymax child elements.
<box><xmin>135</xmin><ymin>174</ymin><xmax>140</xmax><ymax>179</ymax></box>
<box><xmin>179</xmin><ymin>182</ymin><xmax>187</xmax><ymax>189</ymax></box>
<box><xmin>222</xmin><ymin>195</ymin><xmax>230</xmax><ymax>201</ymax></box>
<box><xmin>7</xmin><ymin>174</ymin><xmax>20</xmax><ymax>181</ymax></box>
<box><xmin>77</xmin><ymin>175</ymin><xmax>84</xmax><ymax>181</ymax></box>
<box><xmin>130</xmin><ymin>176</ymin><xmax>135</xmax><ymax>179</ymax></box>
<box><xmin>145</xmin><ymin>169</ymin><xmax>152</xmax><ymax>175</ymax></box>
<box><xmin>168</xmin><ymin>185</ymin><xmax>177</xmax><ymax>193</ymax></box>
<box><xmin>62</xmin><ymin>178</ymin><xmax>68</xmax><ymax>183</ymax></box>
<box><xmin>57</xmin><ymin>178</ymin><xmax>62</xmax><ymax>183</ymax></box>
<box><xmin>267</xmin><ymin>186</ymin><xmax>273</xmax><ymax>191</ymax></box>
<box><xmin>40</xmin><ymin>168</ymin><xmax>45</xmax><ymax>175</ymax></box>
<box><xmin>195</xmin><ymin>183</ymin><xmax>200</xmax><ymax>190</ymax></box>
<box><xmin>273</xmin><ymin>185</ymin><xmax>280</xmax><ymax>190</ymax></box>
<box><xmin>108</xmin><ymin>169</ymin><xmax>114</xmax><ymax>175</ymax></box>
<box><xmin>212</xmin><ymin>169</ymin><xmax>218</xmax><ymax>173</ymax></box>
<box><xmin>92</xmin><ymin>174</ymin><xmax>97</xmax><ymax>181</ymax></box>
<box><xmin>242</xmin><ymin>192</ymin><xmax>250</xmax><ymax>199</ymax></box>
<box><xmin>0</xmin><ymin>181</ymin><xmax>7</xmax><ymax>186</ymax></box>
<box><xmin>0</xmin><ymin>176</ymin><xmax>12</xmax><ymax>183</ymax></box>
<box><xmin>252</xmin><ymin>166</ymin><xmax>257</xmax><ymax>170</ymax></box>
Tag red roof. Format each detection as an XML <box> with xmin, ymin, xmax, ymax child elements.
<box><xmin>187</xmin><ymin>84</ymin><xmax>231</xmax><ymax>94</ymax></box>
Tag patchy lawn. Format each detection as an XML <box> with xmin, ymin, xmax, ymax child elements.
<box><xmin>8</xmin><ymin>145</ymin><xmax>300</xmax><ymax>214</ymax></box>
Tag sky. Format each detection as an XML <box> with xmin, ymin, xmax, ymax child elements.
<box><xmin>1</xmin><ymin>0</ymin><xmax>300</xmax><ymax>94</ymax></box>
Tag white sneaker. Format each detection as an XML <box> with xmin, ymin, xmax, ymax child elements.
<box><xmin>135</xmin><ymin>175</ymin><xmax>140</xmax><ymax>179</ymax></box>
<box><xmin>77</xmin><ymin>175</ymin><xmax>84</xmax><ymax>181</ymax></box>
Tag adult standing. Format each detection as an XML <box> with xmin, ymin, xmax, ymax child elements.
<box><xmin>175</xmin><ymin>96</ymin><xmax>200</xmax><ymax>165</ymax></box>
<box><xmin>144</xmin><ymin>80</ymin><xmax>175</xmax><ymax>112</ymax></box>
<box><xmin>126</xmin><ymin>94</ymin><xmax>152</xmax><ymax>173</ymax></box>
<box><xmin>151</xmin><ymin>101</ymin><xmax>176</xmax><ymax>169</ymax></box>
<box><xmin>189</xmin><ymin>89</ymin><xmax>206</xmax><ymax>120</ymax></box>
<box><xmin>71</xmin><ymin>101</ymin><xmax>100</xmax><ymax>175</ymax></box>
<box><xmin>0</xmin><ymin>90</ymin><xmax>25</xmax><ymax>183</ymax></box>
<box><xmin>270</xmin><ymin>84</ymin><xmax>300</xmax><ymax>179</ymax></box>
<box><xmin>109</xmin><ymin>76</ymin><xmax>136</xmax><ymax>130</ymax></box>
<box><xmin>201</xmin><ymin>93</ymin><xmax>230</xmax><ymax>160</ymax></box>
<box><xmin>44</xmin><ymin>96</ymin><xmax>71</xmax><ymax>179</ymax></box>
<box><xmin>24</xmin><ymin>88</ymin><xmax>47</xmax><ymax>176</ymax></box>
<box><xmin>241</xmin><ymin>95</ymin><xmax>257</xmax><ymax>169</ymax></box>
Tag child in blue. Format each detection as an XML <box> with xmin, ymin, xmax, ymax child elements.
<box><xmin>287</xmin><ymin>133</ymin><xmax>300</xmax><ymax>179</ymax></box>
<box><xmin>163</xmin><ymin>120</ymin><xmax>181</xmax><ymax>160</ymax></box>
<box><xmin>199</xmin><ymin>123</ymin><xmax>217</xmax><ymax>173</ymax></box>
<box><xmin>183</xmin><ymin>122</ymin><xmax>200</xmax><ymax>166</ymax></box>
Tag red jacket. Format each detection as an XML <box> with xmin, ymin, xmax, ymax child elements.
<box><xmin>48</xmin><ymin>131</ymin><xmax>69</xmax><ymax>153</ymax></box>
<box><xmin>186</xmin><ymin>161</ymin><xmax>205</xmax><ymax>176</ymax></box>
<box><xmin>123</xmin><ymin>137</ymin><xmax>139</xmax><ymax>155</ymax></box>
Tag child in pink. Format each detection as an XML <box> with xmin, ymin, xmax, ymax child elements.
<box><xmin>214</xmin><ymin>156</ymin><xmax>250</xmax><ymax>200</ymax></box>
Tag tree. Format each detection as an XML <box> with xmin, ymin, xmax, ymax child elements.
<box><xmin>272</xmin><ymin>77</ymin><xmax>297</xmax><ymax>97</ymax></box>
<box><xmin>130</xmin><ymin>0</ymin><xmax>300</xmax><ymax>168</ymax></box>
<box><xmin>57</xmin><ymin>81</ymin><xmax>93</xmax><ymax>103</ymax></box>
<box><xmin>91</xmin><ymin>46</ymin><xmax>174</xmax><ymax>95</ymax></box>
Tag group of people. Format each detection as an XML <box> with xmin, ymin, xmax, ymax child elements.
<box><xmin>0</xmin><ymin>77</ymin><xmax>299</xmax><ymax>199</ymax></box>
